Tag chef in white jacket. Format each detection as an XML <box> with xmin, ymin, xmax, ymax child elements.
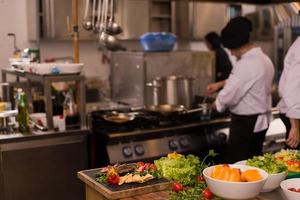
<box><xmin>278</xmin><ymin>37</ymin><xmax>300</xmax><ymax>149</ymax></box>
<box><xmin>207</xmin><ymin>17</ymin><xmax>275</xmax><ymax>163</ymax></box>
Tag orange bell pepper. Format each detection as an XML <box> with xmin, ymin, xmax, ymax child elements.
<box><xmin>241</xmin><ymin>169</ymin><xmax>262</xmax><ymax>182</ymax></box>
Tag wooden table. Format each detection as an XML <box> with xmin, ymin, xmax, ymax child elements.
<box><xmin>120</xmin><ymin>191</ymin><xmax>169</xmax><ymax>200</ymax></box>
<box><xmin>78</xmin><ymin>168</ymin><xmax>286</xmax><ymax>200</ymax></box>
<box><xmin>84</xmin><ymin>188</ymin><xmax>282</xmax><ymax>200</ymax></box>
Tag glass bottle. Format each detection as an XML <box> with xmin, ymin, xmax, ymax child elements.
<box><xmin>63</xmin><ymin>88</ymin><xmax>79</xmax><ymax>129</ymax></box>
<box><xmin>17</xmin><ymin>91</ymin><xmax>30</xmax><ymax>134</ymax></box>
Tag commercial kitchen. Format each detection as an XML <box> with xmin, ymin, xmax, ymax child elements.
<box><xmin>0</xmin><ymin>0</ymin><xmax>300</xmax><ymax>200</ymax></box>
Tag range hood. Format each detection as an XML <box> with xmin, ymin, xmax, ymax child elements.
<box><xmin>170</xmin><ymin>0</ymin><xmax>298</xmax><ymax>4</ymax></box>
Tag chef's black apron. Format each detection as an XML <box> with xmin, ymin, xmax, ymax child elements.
<box><xmin>280</xmin><ymin>113</ymin><xmax>300</xmax><ymax>149</ymax></box>
<box><xmin>224</xmin><ymin>113</ymin><xmax>268</xmax><ymax>163</ymax></box>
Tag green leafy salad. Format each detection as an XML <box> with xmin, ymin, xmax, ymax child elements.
<box><xmin>246</xmin><ymin>153</ymin><xmax>287</xmax><ymax>174</ymax></box>
<box><xmin>154</xmin><ymin>152</ymin><xmax>201</xmax><ymax>186</ymax></box>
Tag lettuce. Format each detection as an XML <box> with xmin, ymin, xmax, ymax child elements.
<box><xmin>154</xmin><ymin>154</ymin><xmax>201</xmax><ymax>185</ymax></box>
<box><xmin>246</xmin><ymin>153</ymin><xmax>287</xmax><ymax>174</ymax></box>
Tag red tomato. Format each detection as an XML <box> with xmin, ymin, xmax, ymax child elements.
<box><xmin>144</xmin><ymin>163</ymin><xmax>151</xmax><ymax>169</ymax></box>
<box><xmin>172</xmin><ymin>182</ymin><xmax>183</xmax><ymax>192</ymax></box>
<box><xmin>202</xmin><ymin>188</ymin><xmax>214</xmax><ymax>199</ymax></box>
<box><xmin>196</xmin><ymin>175</ymin><xmax>205</xmax><ymax>182</ymax></box>
<box><xmin>107</xmin><ymin>174</ymin><xmax>120</xmax><ymax>185</ymax></box>
<box><xmin>150</xmin><ymin>164</ymin><xmax>157</xmax><ymax>171</ymax></box>
<box><xmin>137</xmin><ymin>165</ymin><xmax>146</xmax><ymax>172</ymax></box>
<box><xmin>136</xmin><ymin>162</ymin><xmax>144</xmax><ymax>167</ymax></box>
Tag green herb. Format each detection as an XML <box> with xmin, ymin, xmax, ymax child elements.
<box><xmin>95</xmin><ymin>171</ymin><xmax>108</xmax><ymax>183</ymax></box>
<box><xmin>170</xmin><ymin>182</ymin><xmax>222</xmax><ymax>200</ymax></box>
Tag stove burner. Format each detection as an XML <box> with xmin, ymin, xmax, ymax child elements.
<box><xmin>91</xmin><ymin>108</ymin><xmax>226</xmax><ymax>134</ymax></box>
<box><xmin>89</xmin><ymin>108</ymin><xmax>230</xmax><ymax>166</ymax></box>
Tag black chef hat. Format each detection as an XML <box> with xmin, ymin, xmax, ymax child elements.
<box><xmin>205</xmin><ymin>32</ymin><xmax>221</xmax><ymax>50</ymax></box>
<box><xmin>221</xmin><ymin>16</ymin><xmax>253</xmax><ymax>49</ymax></box>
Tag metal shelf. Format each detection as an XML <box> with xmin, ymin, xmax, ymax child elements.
<box><xmin>1</xmin><ymin>68</ymin><xmax>86</xmax><ymax>130</ymax></box>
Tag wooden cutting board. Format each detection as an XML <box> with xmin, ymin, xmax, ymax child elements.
<box><xmin>78</xmin><ymin>168</ymin><xmax>171</xmax><ymax>200</ymax></box>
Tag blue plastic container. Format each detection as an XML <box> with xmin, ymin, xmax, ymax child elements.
<box><xmin>140</xmin><ymin>32</ymin><xmax>177</xmax><ymax>52</ymax></box>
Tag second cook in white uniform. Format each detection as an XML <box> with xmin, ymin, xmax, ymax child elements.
<box><xmin>207</xmin><ymin>17</ymin><xmax>275</xmax><ymax>163</ymax></box>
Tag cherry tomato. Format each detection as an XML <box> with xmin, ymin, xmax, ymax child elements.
<box><xmin>150</xmin><ymin>164</ymin><xmax>157</xmax><ymax>171</ymax></box>
<box><xmin>137</xmin><ymin>162</ymin><xmax>144</xmax><ymax>167</ymax></box>
<box><xmin>196</xmin><ymin>175</ymin><xmax>205</xmax><ymax>182</ymax></box>
<box><xmin>172</xmin><ymin>182</ymin><xmax>183</xmax><ymax>192</ymax></box>
<box><xmin>137</xmin><ymin>165</ymin><xmax>146</xmax><ymax>172</ymax></box>
<box><xmin>202</xmin><ymin>188</ymin><xmax>214</xmax><ymax>199</ymax></box>
<box><xmin>144</xmin><ymin>163</ymin><xmax>151</xmax><ymax>169</ymax></box>
<box><xmin>107</xmin><ymin>174</ymin><xmax>120</xmax><ymax>185</ymax></box>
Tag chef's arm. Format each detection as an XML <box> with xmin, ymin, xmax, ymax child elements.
<box><xmin>214</xmin><ymin>73</ymin><xmax>253</xmax><ymax>112</ymax></box>
<box><xmin>206</xmin><ymin>80</ymin><xmax>226</xmax><ymax>95</ymax></box>
<box><xmin>286</xmin><ymin>118</ymin><xmax>300</xmax><ymax>148</ymax></box>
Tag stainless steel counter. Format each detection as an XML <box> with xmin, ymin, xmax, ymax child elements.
<box><xmin>0</xmin><ymin>128</ymin><xmax>90</xmax><ymax>144</ymax></box>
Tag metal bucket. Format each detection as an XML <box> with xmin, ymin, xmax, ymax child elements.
<box><xmin>147</xmin><ymin>76</ymin><xmax>194</xmax><ymax>108</ymax></box>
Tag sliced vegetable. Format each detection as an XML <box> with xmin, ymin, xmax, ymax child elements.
<box><xmin>240</xmin><ymin>169</ymin><xmax>262</xmax><ymax>182</ymax></box>
<box><xmin>95</xmin><ymin>162</ymin><xmax>160</xmax><ymax>185</ymax></box>
<box><xmin>247</xmin><ymin>153</ymin><xmax>287</xmax><ymax>174</ymax></box>
<box><xmin>211</xmin><ymin>165</ymin><xmax>262</xmax><ymax>182</ymax></box>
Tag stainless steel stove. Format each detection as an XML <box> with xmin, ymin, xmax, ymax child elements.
<box><xmin>89</xmin><ymin>109</ymin><xmax>230</xmax><ymax>167</ymax></box>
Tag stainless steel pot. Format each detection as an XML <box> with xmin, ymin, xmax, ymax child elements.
<box><xmin>147</xmin><ymin>76</ymin><xmax>194</xmax><ymax>109</ymax></box>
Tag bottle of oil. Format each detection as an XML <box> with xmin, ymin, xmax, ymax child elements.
<box><xmin>63</xmin><ymin>88</ymin><xmax>79</xmax><ymax>130</ymax></box>
<box><xmin>17</xmin><ymin>91</ymin><xmax>30</xmax><ymax>134</ymax></box>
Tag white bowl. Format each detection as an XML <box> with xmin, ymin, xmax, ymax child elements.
<box><xmin>280</xmin><ymin>178</ymin><xmax>300</xmax><ymax>200</ymax></box>
<box><xmin>262</xmin><ymin>171</ymin><xmax>287</xmax><ymax>192</ymax></box>
<box><xmin>203</xmin><ymin>164</ymin><xmax>268</xmax><ymax>200</ymax></box>
<box><xmin>234</xmin><ymin>160</ymin><xmax>287</xmax><ymax>192</ymax></box>
<box><xmin>235</xmin><ymin>160</ymin><xmax>247</xmax><ymax>165</ymax></box>
<box><xmin>57</xmin><ymin>63</ymin><xmax>84</xmax><ymax>74</ymax></box>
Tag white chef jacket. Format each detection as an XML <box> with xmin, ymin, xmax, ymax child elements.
<box><xmin>215</xmin><ymin>47</ymin><xmax>275</xmax><ymax>132</ymax></box>
<box><xmin>278</xmin><ymin>37</ymin><xmax>300</xmax><ymax>119</ymax></box>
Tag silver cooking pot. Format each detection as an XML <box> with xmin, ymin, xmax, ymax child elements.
<box><xmin>147</xmin><ymin>76</ymin><xmax>194</xmax><ymax>109</ymax></box>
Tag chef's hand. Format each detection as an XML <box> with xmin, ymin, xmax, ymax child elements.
<box><xmin>206</xmin><ymin>80</ymin><xmax>226</xmax><ymax>95</ymax></box>
<box><xmin>206</xmin><ymin>83</ymin><xmax>220</xmax><ymax>95</ymax></box>
<box><xmin>286</xmin><ymin>127</ymin><xmax>300</xmax><ymax>148</ymax></box>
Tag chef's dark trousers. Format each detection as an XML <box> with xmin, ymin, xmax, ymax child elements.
<box><xmin>224</xmin><ymin>113</ymin><xmax>267</xmax><ymax>164</ymax></box>
<box><xmin>280</xmin><ymin>113</ymin><xmax>300</xmax><ymax>149</ymax></box>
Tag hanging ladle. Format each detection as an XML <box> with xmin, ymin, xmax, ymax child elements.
<box><xmin>82</xmin><ymin>0</ymin><xmax>93</xmax><ymax>31</ymax></box>
<box><xmin>94</xmin><ymin>0</ymin><xmax>102</xmax><ymax>33</ymax></box>
<box><xmin>98</xmin><ymin>0</ymin><xmax>124</xmax><ymax>51</ymax></box>
<box><xmin>98</xmin><ymin>0</ymin><xmax>109</xmax><ymax>45</ymax></box>
<box><xmin>106</xmin><ymin>0</ymin><xmax>123</xmax><ymax>35</ymax></box>
<box><xmin>91</xmin><ymin>0</ymin><xmax>97</xmax><ymax>29</ymax></box>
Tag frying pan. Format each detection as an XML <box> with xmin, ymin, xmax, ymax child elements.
<box><xmin>145</xmin><ymin>104</ymin><xmax>205</xmax><ymax>117</ymax></box>
<box><xmin>102</xmin><ymin>111</ymin><xmax>135</xmax><ymax>123</ymax></box>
